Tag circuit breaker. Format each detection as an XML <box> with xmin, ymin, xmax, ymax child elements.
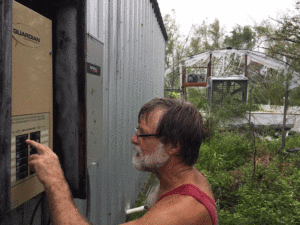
<box><xmin>10</xmin><ymin>1</ymin><xmax>52</xmax><ymax>210</ymax></box>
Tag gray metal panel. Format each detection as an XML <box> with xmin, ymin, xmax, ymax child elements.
<box><xmin>86</xmin><ymin>35</ymin><xmax>104</xmax><ymax>166</ymax></box>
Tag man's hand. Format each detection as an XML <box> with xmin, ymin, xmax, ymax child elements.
<box><xmin>26</xmin><ymin>140</ymin><xmax>65</xmax><ymax>188</ymax></box>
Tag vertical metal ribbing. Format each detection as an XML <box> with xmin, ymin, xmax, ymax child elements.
<box><xmin>86</xmin><ymin>0</ymin><xmax>166</xmax><ymax>224</ymax></box>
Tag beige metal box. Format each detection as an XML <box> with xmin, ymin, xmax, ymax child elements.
<box><xmin>11</xmin><ymin>1</ymin><xmax>52</xmax><ymax>210</ymax></box>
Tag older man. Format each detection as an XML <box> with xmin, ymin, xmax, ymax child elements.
<box><xmin>26</xmin><ymin>98</ymin><xmax>218</xmax><ymax>225</ymax></box>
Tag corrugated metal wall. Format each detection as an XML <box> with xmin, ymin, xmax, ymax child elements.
<box><xmin>78</xmin><ymin>0</ymin><xmax>166</xmax><ymax>224</ymax></box>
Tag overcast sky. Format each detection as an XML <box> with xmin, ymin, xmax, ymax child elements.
<box><xmin>157</xmin><ymin>0</ymin><xmax>297</xmax><ymax>37</ymax></box>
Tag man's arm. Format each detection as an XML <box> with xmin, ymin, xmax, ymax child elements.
<box><xmin>25</xmin><ymin>140</ymin><xmax>91</xmax><ymax>225</ymax></box>
<box><xmin>45</xmin><ymin>179</ymin><xmax>91</xmax><ymax>225</ymax></box>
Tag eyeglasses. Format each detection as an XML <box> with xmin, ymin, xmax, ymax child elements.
<box><xmin>135</xmin><ymin>127</ymin><xmax>161</xmax><ymax>138</ymax></box>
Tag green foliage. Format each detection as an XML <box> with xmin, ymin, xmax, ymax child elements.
<box><xmin>251</xmin><ymin>70</ymin><xmax>287</xmax><ymax>105</ymax></box>
<box><xmin>211</xmin><ymin>95</ymin><xmax>248</xmax><ymax>118</ymax></box>
<box><xmin>198</xmin><ymin>134</ymin><xmax>300</xmax><ymax>224</ymax></box>
<box><xmin>197</xmin><ymin>131</ymin><xmax>252</xmax><ymax>172</ymax></box>
<box><xmin>168</xmin><ymin>91</ymin><xmax>181</xmax><ymax>99</ymax></box>
<box><xmin>223</xmin><ymin>25</ymin><xmax>256</xmax><ymax>50</ymax></box>
<box><xmin>254</xmin><ymin>2</ymin><xmax>300</xmax><ymax>72</ymax></box>
<box><xmin>186</xmin><ymin>18</ymin><xmax>226</xmax><ymax>55</ymax></box>
<box><xmin>186</xmin><ymin>87</ymin><xmax>209</xmax><ymax>111</ymax></box>
<box><xmin>289</xmin><ymin>86</ymin><xmax>300</xmax><ymax>106</ymax></box>
<box><xmin>163</xmin><ymin>9</ymin><xmax>191</xmax><ymax>91</ymax></box>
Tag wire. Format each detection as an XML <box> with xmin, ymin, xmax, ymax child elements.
<box><xmin>86</xmin><ymin>165</ymin><xmax>91</xmax><ymax>220</ymax></box>
<box><xmin>30</xmin><ymin>192</ymin><xmax>45</xmax><ymax>225</ymax></box>
<box><xmin>47</xmin><ymin>217</ymin><xmax>51</xmax><ymax>225</ymax></box>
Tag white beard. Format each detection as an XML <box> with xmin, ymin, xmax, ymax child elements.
<box><xmin>131</xmin><ymin>142</ymin><xmax>170</xmax><ymax>172</ymax></box>
<box><xmin>131</xmin><ymin>142</ymin><xmax>170</xmax><ymax>209</ymax></box>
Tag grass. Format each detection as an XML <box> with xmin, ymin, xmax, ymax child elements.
<box><xmin>125</xmin><ymin>130</ymin><xmax>300</xmax><ymax>224</ymax></box>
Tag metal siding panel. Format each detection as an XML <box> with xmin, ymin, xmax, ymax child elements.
<box><xmin>107</xmin><ymin>1</ymin><xmax>118</xmax><ymax>223</ymax></box>
<box><xmin>143</xmin><ymin>0</ymin><xmax>147</xmax><ymax>101</ymax></box>
<box><xmin>98</xmin><ymin>0</ymin><xmax>104</xmax><ymax>42</ymax></box>
<box><xmin>150</xmin><ymin>1</ymin><xmax>154</xmax><ymax>98</ymax></box>
<box><xmin>137</xmin><ymin>0</ymin><xmax>142</xmax><ymax>105</ymax></box>
<box><xmin>122</xmin><ymin>0</ymin><xmax>130</xmax><ymax>214</ymax></box>
<box><xmin>141</xmin><ymin>0</ymin><xmax>145</xmax><ymax>101</ymax></box>
<box><xmin>115</xmin><ymin>0</ymin><xmax>124</xmax><ymax>223</ymax></box>
<box><xmin>148</xmin><ymin>1</ymin><xmax>152</xmax><ymax>98</ymax></box>
<box><xmin>73</xmin><ymin>198</ymin><xmax>87</xmax><ymax>220</ymax></box>
<box><xmin>86</xmin><ymin>164</ymin><xmax>96</xmax><ymax>223</ymax></box>
<box><xmin>88</xmin><ymin>0</ymin><xmax>99</xmax><ymax>38</ymax></box>
<box><xmin>145</xmin><ymin>0</ymin><xmax>149</xmax><ymax>100</ymax></box>
<box><xmin>134</xmin><ymin>0</ymin><xmax>138</xmax><ymax>118</ymax></box>
<box><xmin>148</xmin><ymin>3</ymin><xmax>152</xmax><ymax>97</ymax></box>
<box><xmin>101</xmin><ymin>0</ymin><xmax>109</xmax><ymax>222</ymax></box>
<box><xmin>129</xmin><ymin>0</ymin><xmax>136</xmax><ymax>201</ymax></box>
<box><xmin>149</xmin><ymin>3</ymin><xmax>153</xmax><ymax>97</ymax></box>
<box><xmin>86</xmin><ymin>36</ymin><xmax>104</xmax><ymax>167</ymax></box>
<box><xmin>86</xmin><ymin>34</ymin><xmax>104</xmax><ymax>224</ymax></box>
<box><xmin>86</xmin><ymin>0</ymin><xmax>166</xmax><ymax>224</ymax></box>
<box><xmin>125</xmin><ymin>0</ymin><xmax>132</xmax><ymax>213</ymax></box>
<box><xmin>87</xmin><ymin>0</ymin><xmax>90</xmax><ymax>36</ymax></box>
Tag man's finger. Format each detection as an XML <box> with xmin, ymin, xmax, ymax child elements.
<box><xmin>25</xmin><ymin>139</ymin><xmax>47</xmax><ymax>155</ymax></box>
<box><xmin>28</xmin><ymin>160</ymin><xmax>36</xmax><ymax>173</ymax></box>
<box><xmin>29</xmin><ymin>154</ymin><xmax>40</xmax><ymax>161</ymax></box>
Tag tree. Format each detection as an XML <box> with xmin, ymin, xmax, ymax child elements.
<box><xmin>186</xmin><ymin>18</ymin><xmax>226</xmax><ymax>56</ymax></box>
<box><xmin>209</xmin><ymin>18</ymin><xmax>225</xmax><ymax>49</ymax></box>
<box><xmin>254</xmin><ymin>0</ymin><xmax>300</xmax><ymax>71</ymax></box>
<box><xmin>252</xmin><ymin>0</ymin><xmax>300</xmax><ymax>106</ymax></box>
<box><xmin>223</xmin><ymin>25</ymin><xmax>257</xmax><ymax>50</ymax></box>
<box><xmin>163</xmin><ymin>9</ymin><xmax>192</xmax><ymax>94</ymax></box>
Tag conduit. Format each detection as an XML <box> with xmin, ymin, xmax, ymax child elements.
<box><xmin>125</xmin><ymin>205</ymin><xmax>149</xmax><ymax>215</ymax></box>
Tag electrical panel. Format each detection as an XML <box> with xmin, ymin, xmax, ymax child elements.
<box><xmin>10</xmin><ymin>1</ymin><xmax>52</xmax><ymax>210</ymax></box>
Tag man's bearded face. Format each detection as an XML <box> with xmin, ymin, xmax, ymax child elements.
<box><xmin>132</xmin><ymin>142</ymin><xmax>170</xmax><ymax>172</ymax></box>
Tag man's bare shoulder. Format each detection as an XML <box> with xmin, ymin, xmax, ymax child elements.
<box><xmin>121</xmin><ymin>194</ymin><xmax>212</xmax><ymax>225</ymax></box>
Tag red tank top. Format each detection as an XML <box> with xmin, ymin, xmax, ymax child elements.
<box><xmin>157</xmin><ymin>174</ymin><xmax>219</xmax><ymax>225</ymax></box>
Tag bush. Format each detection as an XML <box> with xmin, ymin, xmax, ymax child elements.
<box><xmin>198</xmin><ymin>131</ymin><xmax>252</xmax><ymax>172</ymax></box>
<box><xmin>168</xmin><ymin>91</ymin><xmax>181</xmax><ymax>99</ymax></box>
<box><xmin>187</xmin><ymin>87</ymin><xmax>209</xmax><ymax>111</ymax></box>
<box><xmin>195</xmin><ymin>132</ymin><xmax>300</xmax><ymax>224</ymax></box>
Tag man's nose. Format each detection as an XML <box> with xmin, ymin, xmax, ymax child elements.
<box><xmin>131</xmin><ymin>133</ymin><xmax>138</xmax><ymax>144</ymax></box>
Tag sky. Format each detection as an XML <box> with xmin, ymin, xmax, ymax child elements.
<box><xmin>156</xmin><ymin>0</ymin><xmax>297</xmax><ymax>37</ymax></box>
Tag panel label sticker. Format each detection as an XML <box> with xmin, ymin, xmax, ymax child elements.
<box><xmin>12</xmin><ymin>23</ymin><xmax>42</xmax><ymax>48</ymax></box>
<box><xmin>87</xmin><ymin>62</ymin><xmax>101</xmax><ymax>76</ymax></box>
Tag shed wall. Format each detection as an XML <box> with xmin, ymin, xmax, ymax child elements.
<box><xmin>81</xmin><ymin>0</ymin><xmax>166</xmax><ymax>224</ymax></box>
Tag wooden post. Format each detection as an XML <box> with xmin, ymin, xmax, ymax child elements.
<box><xmin>275</xmin><ymin>81</ymin><xmax>289</xmax><ymax>157</ymax></box>
<box><xmin>206</xmin><ymin>53</ymin><xmax>212</xmax><ymax>105</ymax></box>
<box><xmin>245</xmin><ymin>54</ymin><xmax>248</xmax><ymax>77</ymax></box>
<box><xmin>206</xmin><ymin>53</ymin><xmax>212</xmax><ymax>82</ymax></box>
<box><xmin>182</xmin><ymin>66</ymin><xmax>186</xmax><ymax>100</ymax></box>
<box><xmin>282</xmin><ymin>84</ymin><xmax>289</xmax><ymax>150</ymax></box>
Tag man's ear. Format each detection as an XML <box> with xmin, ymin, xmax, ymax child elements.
<box><xmin>168</xmin><ymin>142</ymin><xmax>181</xmax><ymax>155</ymax></box>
